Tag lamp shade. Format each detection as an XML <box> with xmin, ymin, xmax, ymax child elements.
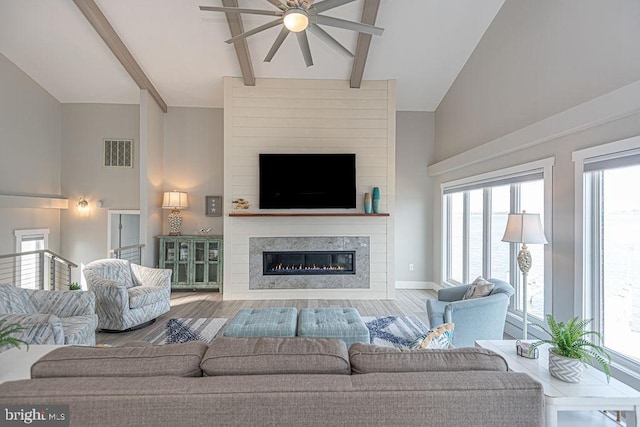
<box><xmin>502</xmin><ymin>212</ymin><xmax>548</xmax><ymax>244</ymax></box>
<box><xmin>162</xmin><ymin>191</ymin><xmax>189</xmax><ymax>210</ymax></box>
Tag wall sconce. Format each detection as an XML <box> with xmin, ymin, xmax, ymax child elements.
<box><xmin>77</xmin><ymin>197</ymin><xmax>89</xmax><ymax>210</ymax></box>
<box><xmin>162</xmin><ymin>191</ymin><xmax>189</xmax><ymax>235</ymax></box>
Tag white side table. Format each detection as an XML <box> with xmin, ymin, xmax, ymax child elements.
<box><xmin>0</xmin><ymin>345</ymin><xmax>64</xmax><ymax>384</ymax></box>
<box><xmin>476</xmin><ymin>340</ymin><xmax>640</xmax><ymax>427</ymax></box>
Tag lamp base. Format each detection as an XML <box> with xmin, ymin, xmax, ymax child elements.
<box><xmin>168</xmin><ymin>209</ymin><xmax>183</xmax><ymax>236</ymax></box>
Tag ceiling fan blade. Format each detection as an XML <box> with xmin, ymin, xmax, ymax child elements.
<box><xmin>266</xmin><ymin>0</ymin><xmax>288</xmax><ymax>11</ymax></box>
<box><xmin>199</xmin><ymin>6</ymin><xmax>282</xmax><ymax>17</ymax></box>
<box><xmin>225</xmin><ymin>18</ymin><xmax>284</xmax><ymax>44</ymax></box>
<box><xmin>311</xmin><ymin>0</ymin><xmax>357</xmax><ymax>14</ymax></box>
<box><xmin>307</xmin><ymin>24</ymin><xmax>353</xmax><ymax>58</ymax></box>
<box><xmin>264</xmin><ymin>27</ymin><xmax>291</xmax><ymax>62</ymax></box>
<box><xmin>296</xmin><ymin>31</ymin><xmax>314</xmax><ymax>67</ymax></box>
<box><xmin>313</xmin><ymin>14</ymin><xmax>384</xmax><ymax>36</ymax></box>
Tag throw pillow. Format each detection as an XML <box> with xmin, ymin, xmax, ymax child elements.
<box><xmin>409</xmin><ymin>323</ymin><xmax>454</xmax><ymax>350</ymax></box>
<box><xmin>462</xmin><ymin>276</ymin><xmax>494</xmax><ymax>300</ymax></box>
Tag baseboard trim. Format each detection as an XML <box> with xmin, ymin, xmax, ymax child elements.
<box><xmin>395</xmin><ymin>281</ymin><xmax>438</xmax><ymax>290</ymax></box>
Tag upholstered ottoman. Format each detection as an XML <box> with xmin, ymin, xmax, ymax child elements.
<box><xmin>224</xmin><ymin>308</ymin><xmax>297</xmax><ymax>337</ymax></box>
<box><xmin>297</xmin><ymin>308</ymin><xmax>370</xmax><ymax>348</ymax></box>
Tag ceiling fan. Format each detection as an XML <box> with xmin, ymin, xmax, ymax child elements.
<box><xmin>199</xmin><ymin>0</ymin><xmax>384</xmax><ymax>67</ymax></box>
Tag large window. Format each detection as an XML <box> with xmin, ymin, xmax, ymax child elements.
<box><xmin>442</xmin><ymin>161</ymin><xmax>552</xmax><ymax>323</ymax></box>
<box><xmin>583</xmin><ymin>150</ymin><xmax>640</xmax><ymax>364</ymax></box>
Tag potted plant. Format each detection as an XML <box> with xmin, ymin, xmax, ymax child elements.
<box><xmin>68</xmin><ymin>282</ymin><xmax>81</xmax><ymax>290</ymax></box>
<box><xmin>529</xmin><ymin>314</ymin><xmax>611</xmax><ymax>383</ymax></box>
<box><xmin>0</xmin><ymin>319</ymin><xmax>28</xmax><ymax>350</ymax></box>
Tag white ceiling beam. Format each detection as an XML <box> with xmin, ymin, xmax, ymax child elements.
<box><xmin>222</xmin><ymin>0</ymin><xmax>256</xmax><ymax>86</ymax></box>
<box><xmin>349</xmin><ymin>0</ymin><xmax>380</xmax><ymax>88</ymax></box>
<box><xmin>72</xmin><ymin>0</ymin><xmax>168</xmax><ymax>112</ymax></box>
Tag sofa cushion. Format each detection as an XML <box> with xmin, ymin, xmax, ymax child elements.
<box><xmin>462</xmin><ymin>276</ymin><xmax>495</xmax><ymax>300</ymax></box>
<box><xmin>409</xmin><ymin>322</ymin><xmax>454</xmax><ymax>349</ymax></box>
<box><xmin>60</xmin><ymin>315</ymin><xmax>97</xmax><ymax>346</ymax></box>
<box><xmin>349</xmin><ymin>344</ymin><xmax>509</xmax><ymax>374</ymax></box>
<box><xmin>31</xmin><ymin>341</ymin><xmax>208</xmax><ymax>378</ymax></box>
<box><xmin>201</xmin><ymin>337</ymin><xmax>350</xmax><ymax>376</ymax></box>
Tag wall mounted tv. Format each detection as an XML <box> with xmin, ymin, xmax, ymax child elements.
<box><xmin>259</xmin><ymin>154</ymin><xmax>356</xmax><ymax>209</ymax></box>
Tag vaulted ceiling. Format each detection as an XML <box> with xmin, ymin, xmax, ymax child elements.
<box><xmin>0</xmin><ymin>0</ymin><xmax>505</xmax><ymax>111</ymax></box>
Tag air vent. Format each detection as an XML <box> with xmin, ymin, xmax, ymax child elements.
<box><xmin>104</xmin><ymin>139</ymin><xmax>133</xmax><ymax>168</ymax></box>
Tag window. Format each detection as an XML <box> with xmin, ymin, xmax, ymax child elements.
<box><xmin>442</xmin><ymin>159</ymin><xmax>553</xmax><ymax>324</ymax></box>
<box><xmin>581</xmin><ymin>146</ymin><xmax>640</xmax><ymax>364</ymax></box>
<box><xmin>14</xmin><ymin>229</ymin><xmax>49</xmax><ymax>289</ymax></box>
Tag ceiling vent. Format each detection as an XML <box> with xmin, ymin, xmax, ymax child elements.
<box><xmin>104</xmin><ymin>139</ymin><xmax>133</xmax><ymax>168</ymax></box>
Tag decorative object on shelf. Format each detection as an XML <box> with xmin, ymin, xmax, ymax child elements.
<box><xmin>232</xmin><ymin>198</ymin><xmax>250</xmax><ymax>210</ymax></box>
<box><xmin>205</xmin><ymin>196</ymin><xmax>222</xmax><ymax>217</ymax></box>
<box><xmin>197</xmin><ymin>227</ymin><xmax>212</xmax><ymax>236</ymax></box>
<box><xmin>502</xmin><ymin>211</ymin><xmax>548</xmax><ymax>339</ymax></box>
<box><xmin>363</xmin><ymin>193</ymin><xmax>372</xmax><ymax>214</ymax></box>
<box><xmin>515</xmin><ymin>340</ymin><xmax>538</xmax><ymax>359</ymax></box>
<box><xmin>162</xmin><ymin>191</ymin><xmax>189</xmax><ymax>235</ymax></box>
<box><xmin>68</xmin><ymin>282</ymin><xmax>81</xmax><ymax>291</ymax></box>
<box><xmin>372</xmin><ymin>187</ymin><xmax>381</xmax><ymax>214</ymax></box>
<box><xmin>528</xmin><ymin>315</ymin><xmax>611</xmax><ymax>383</ymax></box>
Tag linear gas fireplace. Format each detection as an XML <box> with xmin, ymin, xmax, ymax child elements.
<box><xmin>249</xmin><ymin>237</ymin><xmax>370</xmax><ymax>289</ymax></box>
<box><xmin>263</xmin><ymin>251</ymin><xmax>355</xmax><ymax>276</ymax></box>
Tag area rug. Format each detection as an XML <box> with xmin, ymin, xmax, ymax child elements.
<box><xmin>144</xmin><ymin>318</ymin><xmax>228</xmax><ymax>345</ymax></box>
<box><xmin>145</xmin><ymin>316</ymin><xmax>429</xmax><ymax>348</ymax></box>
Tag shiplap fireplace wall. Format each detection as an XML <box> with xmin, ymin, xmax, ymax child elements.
<box><xmin>222</xmin><ymin>77</ymin><xmax>396</xmax><ymax>300</ymax></box>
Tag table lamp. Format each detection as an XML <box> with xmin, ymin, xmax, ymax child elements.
<box><xmin>162</xmin><ymin>191</ymin><xmax>189</xmax><ymax>235</ymax></box>
<box><xmin>502</xmin><ymin>211</ymin><xmax>548</xmax><ymax>339</ymax></box>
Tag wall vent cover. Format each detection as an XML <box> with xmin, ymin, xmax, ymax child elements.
<box><xmin>104</xmin><ymin>139</ymin><xmax>133</xmax><ymax>168</ymax></box>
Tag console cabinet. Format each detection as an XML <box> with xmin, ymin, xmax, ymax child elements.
<box><xmin>158</xmin><ymin>235</ymin><xmax>223</xmax><ymax>291</ymax></box>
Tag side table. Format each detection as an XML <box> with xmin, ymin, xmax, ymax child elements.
<box><xmin>0</xmin><ymin>345</ymin><xmax>64</xmax><ymax>384</ymax></box>
<box><xmin>476</xmin><ymin>340</ymin><xmax>640</xmax><ymax>427</ymax></box>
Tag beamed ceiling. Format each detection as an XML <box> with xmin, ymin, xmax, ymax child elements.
<box><xmin>0</xmin><ymin>0</ymin><xmax>505</xmax><ymax>111</ymax></box>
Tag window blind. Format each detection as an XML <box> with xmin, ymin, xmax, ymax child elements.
<box><xmin>443</xmin><ymin>170</ymin><xmax>543</xmax><ymax>195</ymax></box>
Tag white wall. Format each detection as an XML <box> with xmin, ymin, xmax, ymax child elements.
<box><xmin>435</xmin><ymin>0</ymin><xmax>640</xmax><ymax>162</ymax></box>
<box><xmin>163</xmin><ymin>107</ymin><xmax>224</xmax><ymax>236</ymax></box>
<box><xmin>60</xmin><ymin>103</ymin><xmax>139</xmax><ymax>281</ymax></box>
<box><xmin>432</xmin><ymin>0</ymin><xmax>640</xmax><ymax>323</ymax></box>
<box><xmin>0</xmin><ymin>53</ymin><xmax>62</xmax><ymax>254</ymax></box>
<box><xmin>395</xmin><ymin>111</ymin><xmax>435</xmax><ymax>288</ymax></box>
<box><xmin>223</xmin><ymin>77</ymin><xmax>396</xmax><ymax>300</ymax></box>
<box><xmin>139</xmin><ymin>90</ymin><xmax>165</xmax><ymax>267</ymax></box>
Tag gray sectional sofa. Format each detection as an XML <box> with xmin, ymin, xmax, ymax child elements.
<box><xmin>0</xmin><ymin>337</ymin><xmax>545</xmax><ymax>426</ymax></box>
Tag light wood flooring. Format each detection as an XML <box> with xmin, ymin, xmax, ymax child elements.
<box><xmin>96</xmin><ymin>289</ymin><xmax>436</xmax><ymax>346</ymax></box>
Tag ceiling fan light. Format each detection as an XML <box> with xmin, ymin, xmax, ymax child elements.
<box><xmin>284</xmin><ymin>11</ymin><xmax>309</xmax><ymax>32</ymax></box>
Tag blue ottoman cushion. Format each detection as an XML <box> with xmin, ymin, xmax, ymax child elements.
<box><xmin>224</xmin><ymin>307</ymin><xmax>298</xmax><ymax>337</ymax></box>
<box><xmin>297</xmin><ymin>308</ymin><xmax>370</xmax><ymax>348</ymax></box>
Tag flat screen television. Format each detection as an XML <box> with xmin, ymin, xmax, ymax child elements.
<box><xmin>259</xmin><ymin>153</ymin><xmax>356</xmax><ymax>209</ymax></box>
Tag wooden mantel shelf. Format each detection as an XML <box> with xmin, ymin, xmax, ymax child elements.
<box><xmin>229</xmin><ymin>212</ymin><xmax>390</xmax><ymax>217</ymax></box>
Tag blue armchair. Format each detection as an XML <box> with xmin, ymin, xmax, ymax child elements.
<box><xmin>426</xmin><ymin>278</ymin><xmax>514</xmax><ymax>347</ymax></box>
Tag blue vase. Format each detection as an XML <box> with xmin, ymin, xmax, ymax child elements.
<box><xmin>364</xmin><ymin>193</ymin><xmax>372</xmax><ymax>214</ymax></box>
<box><xmin>372</xmin><ymin>187</ymin><xmax>381</xmax><ymax>213</ymax></box>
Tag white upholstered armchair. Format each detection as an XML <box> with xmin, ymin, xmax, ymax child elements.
<box><xmin>83</xmin><ymin>259</ymin><xmax>171</xmax><ymax>332</ymax></box>
<box><xmin>0</xmin><ymin>283</ymin><xmax>97</xmax><ymax>352</ymax></box>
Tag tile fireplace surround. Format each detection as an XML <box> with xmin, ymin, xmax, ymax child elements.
<box><xmin>249</xmin><ymin>237</ymin><xmax>370</xmax><ymax>289</ymax></box>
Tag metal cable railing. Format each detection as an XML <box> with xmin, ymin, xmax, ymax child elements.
<box><xmin>0</xmin><ymin>250</ymin><xmax>77</xmax><ymax>291</ymax></box>
<box><xmin>109</xmin><ymin>243</ymin><xmax>145</xmax><ymax>265</ymax></box>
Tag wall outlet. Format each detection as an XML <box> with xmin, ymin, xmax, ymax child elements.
<box><xmin>409</xmin><ymin>263</ymin><xmax>414</xmax><ymax>271</ymax></box>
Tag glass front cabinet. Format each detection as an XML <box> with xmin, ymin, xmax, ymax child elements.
<box><xmin>159</xmin><ymin>235</ymin><xmax>223</xmax><ymax>291</ymax></box>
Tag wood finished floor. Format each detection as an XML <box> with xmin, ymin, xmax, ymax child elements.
<box><xmin>96</xmin><ymin>289</ymin><xmax>436</xmax><ymax>346</ymax></box>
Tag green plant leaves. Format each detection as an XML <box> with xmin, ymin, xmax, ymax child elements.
<box><xmin>529</xmin><ymin>314</ymin><xmax>611</xmax><ymax>382</ymax></box>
